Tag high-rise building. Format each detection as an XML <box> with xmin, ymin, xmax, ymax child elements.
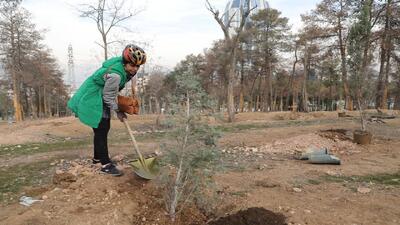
<box><xmin>223</xmin><ymin>0</ymin><xmax>269</xmax><ymax>35</ymax></box>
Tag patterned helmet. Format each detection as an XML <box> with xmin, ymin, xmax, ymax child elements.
<box><xmin>122</xmin><ymin>44</ymin><xmax>146</xmax><ymax>66</ymax></box>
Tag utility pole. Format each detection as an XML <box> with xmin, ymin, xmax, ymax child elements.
<box><xmin>67</xmin><ymin>44</ymin><xmax>76</xmax><ymax>95</ymax></box>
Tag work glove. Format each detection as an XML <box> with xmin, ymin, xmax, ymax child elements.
<box><xmin>117</xmin><ymin>95</ymin><xmax>140</xmax><ymax>115</ymax></box>
<box><xmin>116</xmin><ymin>111</ymin><xmax>127</xmax><ymax>122</ymax></box>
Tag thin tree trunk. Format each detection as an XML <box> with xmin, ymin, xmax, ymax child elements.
<box><xmin>12</xmin><ymin>71</ymin><xmax>23</xmax><ymax>121</ymax></box>
<box><xmin>23</xmin><ymin>84</ymin><xmax>30</xmax><ymax>118</ymax></box>
<box><xmin>382</xmin><ymin>47</ymin><xmax>391</xmax><ymax>109</ymax></box>
<box><xmin>285</xmin><ymin>91</ymin><xmax>290</xmax><ymax>111</ymax></box>
<box><xmin>56</xmin><ymin>94</ymin><xmax>60</xmax><ymax>117</ymax></box>
<box><xmin>227</xmin><ymin>47</ymin><xmax>237</xmax><ymax>122</ymax></box>
<box><xmin>169</xmin><ymin>91</ymin><xmax>191</xmax><ymax>221</ymax></box>
<box><xmin>301</xmin><ymin>43</ymin><xmax>309</xmax><ymax>112</ymax></box>
<box><xmin>36</xmin><ymin>88</ymin><xmax>41</xmax><ymax>117</ymax></box>
<box><xmin>48</xmin><ymin>91</ymin><xmax>52</xmax><ymax>117</ymax></box>
<box><xmin>381</xmin><ymin>0</ymin><xmax>392</xmax><ymax>109</ymax></box>
<box><xmin>376</xmin><ymin>44</ymin><xmax>387</xmax><ymax>108</ymax></box>
<box><xmin>256</xmin><ymin>95</ymin><xmax>260</xmax><ymax>112</ymax></box>
<box><xmin>103</xmin><ymin>33</ymin><xmax>108</xmax><ymax>60</ymax></box>
<box><xmin>338</xmin><ymin>0</ymin><xmax>352</xmax><ymax>110</ymax></box>
<box><xmin>267</xmin><ymin>59</ymin><xmax>273</xmax><ymax>111</ymax></box>
<box><xmin>28</xmin><ymin>88</ymin><xmax>37</xmax><ymax>119</ymax></box>
<box><xmin>394</xmin><ymin>69</ymin><xmax>400</xmax><ymax>109</ymax></box>
<box><xmin>239</xmin><ymin>57</ymin><xmax>245</xmax><ymax>113</ymax></box>
<box><xmin>248</xmin><ymin>73</ymin><xmax>260</xmax><ymax>112</ymax></box>
<box><xmin>10</xmin><ymin>20</ymin><xmax>23</xmax><ymax>122</ymax></box>
<box><xmin>291</xmin><ymin>43</ymin><xmax>299</xmax><ymax>112</ymax></box>
<box><xmin>155</xmin><ymin>97</ymin><xmax>160</xmax><ymax>114</ymax></box>
<box><xmin>376</xmin><ymin>0</ymin><xmax>391</xmax><ymax>109</ymax></box>
<box><xmin>43</xmin><ymin>86</ymin><xmax>48</xmax><ymax>117</ymax></box>
<box><xmin>149</xmin><ymin>97</ymin><xmax>153</xmax><ymax>114</ymax></box>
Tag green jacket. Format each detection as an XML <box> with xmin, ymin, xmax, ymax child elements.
<box><xmin>67</xmin><ymin>57</ymin><xmax>128</xmax><ymax>128</ymax></box>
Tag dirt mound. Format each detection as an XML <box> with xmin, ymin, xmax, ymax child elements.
<box><xmin>318</xmin><ymin>129</ymin><xmax>352</xmax><ymax>142</ymax></box>
<box><xmin>208</xmin><ymin>207</ymin><xmax>287</xmax><ymax>225</ymax></box>
<box><xmin>0</xmin><ymin>159</ymin><xmax>206</xmax><ymax>225</ymax></box>
<box><xmin>223</xmin><ymin>132</ymin><xmax>359</xmax><ymax>158</ymax></box>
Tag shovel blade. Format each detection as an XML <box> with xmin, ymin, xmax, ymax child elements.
<box><xmin>129</xmin><ymin>157</ymin><xmax>159</xmax><ymax>180</ymax></box>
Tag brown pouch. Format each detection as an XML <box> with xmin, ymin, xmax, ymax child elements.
<box><xmin>117</xmin><ymin>95</ymin><xmax>140</xmax><ymax>115</ymax></box>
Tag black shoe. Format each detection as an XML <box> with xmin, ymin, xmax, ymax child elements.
<box><xmin>100</xmin><ymin>163</ymin><xmax>123</xmax><ymax>176</ymax></box>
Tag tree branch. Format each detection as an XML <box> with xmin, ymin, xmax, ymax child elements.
<box><xmin>205</xmin><ymin>0</ymin><xmax>230</xmax><ymax>40</ymax></box>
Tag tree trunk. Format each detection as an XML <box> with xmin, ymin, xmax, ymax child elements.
<box><xmin>301</xmin><ymin>43</ymin><xmax>309</xmax><ymax>112</ymax></box>
<box><xmin>248</xmin><ymin>73</ymin><xmax>260</xmax><ymax>112</ymax></box>
<box><xmin>338</xmin><ymin>1</ymin><xmax>352</xmax><ymax>110</ymax></box>
<box><xmin>28</xmin><ymin>88</ymin><xmax>37</xmax><ymax>119</ymax></box>
<box><xmin>9</xmin><ymin>20</ymin><xmax>23</xmax><ymax>122</ymax></box>
<box><xmin>47</xmin><ymin>91</ymin><xmax>52</xmax><ymax>117</ymax></box>
<box><xmin>382</xmin><ymin>46</ymin><xmax>391</xmax><ymax>109</ymax></box>
<box><xmin>256</xmin><ymin>95</ymin><xmax>260</xmax><ymax>112</ymax></box>
<box><xmin>267</xmin><ymin>59</ymin><xmax>273</xmax><ymax>111</ymax></box>
<box><xmin>155</xmin><ymin>97</ymin><xmax>160</xmax><ymax>114</ymax></box>
<box><xmin>43</xmin><ymin>86</ymin><xmax>48</xmax><ymax>117</ymax></box>
<box><xmin>102</xmin><ymin>33</ymin><xmax>108</xmax><ymax>60</ymax></box>
<box><xmin>249</xmin><ymin>99</ymin><xmax>253</xmax><ymax>112</ymax></box>
<box><xmin>56</xmin><ymin>95</ymin><xmax>60</xmax><ymax>117</ymax></box>
<box><xmin>23</xmin><ymin>84</ymin><xmax>30</xmax><ymax>119</ymax></box>
<box><xmin>291</xmin><ymin>43</ymin><xmax>299</xmax><ymax>112</ymax></box>
<box><xmin>227</xmin><ymin>48</ymin><xmax>237</xmax><ymax>122</ymax></box>
<box><xmin>376</xmin><ymin>42</ymin><xmax>387</xmax><ymax>108</ymax></box>
<box><xmin>329</xmin><ymin>80</ymin><xmax>333</xmax><ymax>111</ymax></box>
<box><xmin>380</xmin><ymin>0</ymin><xmax>392</xmax><ymax>109</ymax></box>
<box><xmin>12</xmin><ymin>71</ymin><xmax>23</xmax><ymax>122</ymax></box>
<box><xmin>262</xmin><ymin>92</ymin><xmax>267</xmax><ymax>112</ymax></box>
<box><xmin>37</xmin><ymin>87</ymin><xmax>42</xmax><ymax>118</ymax></box>
<box><xmin>394</xmin><ymin>70</ymin><xmax>400</xmax><ymax>109</ymax></box>
<box><xmin>36</xmin><ymin>88</ymin><xmax>41</xmax><ymax>117</ymax></box>
<box><xmin>285</xmin><ymin>91</ymin><xmax>290</xmax><ymax>111</ymax></box>
<box><xmin>140</xmin><ymin>96</ymin><xmax>145</xmax><ymax>114</ymax></box>
<box><xmin>239</xmin><ymin>59</ymin><xmax>245</xmax><ymax>112</ymax></box>
<box><xmin>376</xmin><ymin>0</ymin><xmax>392</xmax><ymax>109</ymax></box>
<box><xmin>149</xmin><ymin>97</ymin><xmax>153</xmax><ymax>114</ymax></box>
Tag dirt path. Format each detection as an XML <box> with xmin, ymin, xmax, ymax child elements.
<box><xmin>0</xmin><ymin>142</ymin><xmax>160</xmax><ymax>168</ymax></box>
<box><xmin>1</xmin><ymin>112</ymin><xmax>399</xmax><ymax>225</ymax></box>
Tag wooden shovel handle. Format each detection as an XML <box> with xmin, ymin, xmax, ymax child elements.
<box><xmin>123</xmin><ymin>119</ymin><xmax>145</xmax><ymax>164</ymax></box>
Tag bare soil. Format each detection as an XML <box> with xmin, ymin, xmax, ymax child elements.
<box><xmin>208</xmin><ymin>207</ymin><xmax>287</xmax><ymax>225</ymax></box>
<box><xmin>0</xmin><ymin>111</ymin><xmax>399</xmax><ymax>225</ymax></box>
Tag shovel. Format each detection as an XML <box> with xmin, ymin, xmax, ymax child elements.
<box><xmin>123</xmin><ymin>118</ymin><xmax>158</xmax><ymax>180</ymax></box>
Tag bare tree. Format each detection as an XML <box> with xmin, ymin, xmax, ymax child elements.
<box><xmin>206</xmin><ymin>0</ymin><xmax>254</xmax><ymax>122</ymax></box>
<box><xmin>78</xmin><ymin>0</ymin><xmax>143</xmax><ymax>60</ymax></box>
<box><xmin>0</xmin><ymin>1</ymin><xmax>30</xmax><ymax>121</ymax></box>
<box><xmin>1</xmin><ymin>2</ymin><xmax>69</xmax><ymax>121</ymax></box>
<box><xmin>302</xmin><ymin>0</ymin><xmax>353</xmax><ymax>110</ymax></box>
<box><xmin>145</xmin><ymin>66</ymin><xmax>166</xmax><ymax>114</ymax></box>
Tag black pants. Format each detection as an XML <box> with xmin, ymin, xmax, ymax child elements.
<box><xmin>93</xmin><ymin>117</ymin><xmax>111</xmax><ymax>165</ymax></box>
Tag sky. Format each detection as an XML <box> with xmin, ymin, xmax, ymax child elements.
<box><xmin>22</xmin><ymin>0</ymin><xmax>321</xmax><ymax>85</ymax></box>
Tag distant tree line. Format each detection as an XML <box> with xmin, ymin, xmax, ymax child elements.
<box><xmin>1</xmin><ymin>0</ymin><xmax>399</xmax><ymax>123</ymax></box>
<box><xmin>0</xmin><ymin>0</ymin><xmax>69</xmax><ymax>121</ymax></box>
<box><xmin>140</xmin><ymin>0</ymin><xmax>400</xmax><ymax>122</ymax></box>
